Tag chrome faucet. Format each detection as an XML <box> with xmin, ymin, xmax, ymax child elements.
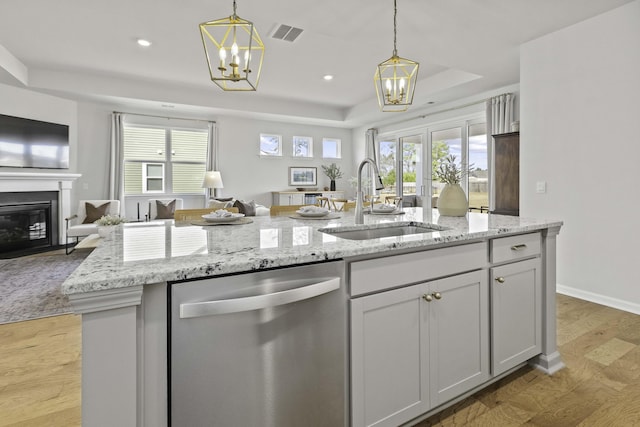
<box><xmin>355</xmin><ymin>158</ymin><xmax>385</xmax><ymax>224</ymax></box>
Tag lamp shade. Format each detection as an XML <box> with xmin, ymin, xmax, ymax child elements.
<box><xmin>202</xmin><ymin>171</ymin><xmax>224</xmax><ymax>189</ymax></box>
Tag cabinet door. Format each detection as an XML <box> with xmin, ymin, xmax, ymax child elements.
<box><xmin>491</xmin><ymin>258</ymin><xmax>542</xmax><ymax>376</ymax></box>
<box><xmin>291</xmin><ymin>194</ymin><xmax>305</xmax><ymax>205</ymax></box>
<box><xmin>427</xmin><ymin>270</ymin><xmax>489</xmax><ymax>406</ymax></box>
<box><xmin>351</xmin><ymin>285</ymin><xmax>428</xmax><ymax>427</ymax></box>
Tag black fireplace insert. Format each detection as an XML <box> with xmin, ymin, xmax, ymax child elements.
<box><xmin>0</xmin><ymin>191</ymin><xmax>59</xmax><ymax>258</ymax></box>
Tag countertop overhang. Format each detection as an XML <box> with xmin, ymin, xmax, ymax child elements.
<box><xmin>62</xmin><ymin>208</ymin><xmax>562</xmax><ymax>295</ymax></box>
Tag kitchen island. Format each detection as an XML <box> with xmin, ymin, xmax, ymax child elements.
<box><xmin>63</xmin><ymin>208</ymin><xmax>563</xmax><ymax>427</ymax></box>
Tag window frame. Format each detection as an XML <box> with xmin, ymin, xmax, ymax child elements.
<box><xmin>142</xmin><ymin>162</ymin><xmax>165</xmax><ymax>193</ymax></box>
<box><xmin>292</xmin><ymin>136</ymin><xmax>313</xmax><ymax>158</ymax></box>
<box><xmin>322</xmin><ymin>137</ymin><xmax>342</xmax><ymax>159</ymax></box>
<box><xmin>122</xmin><ymin>120</ymin><xmax>210</xmax><ymax>197</ymax></box>
<box><xmin>259</xmin><ymin>133</ymin><xmax>283</xmax><ymax>157</ymax></box>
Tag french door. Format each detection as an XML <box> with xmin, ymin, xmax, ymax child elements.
<box><xmin>428</xmin><ymin>120</ymin><xmax>488</xmax><ymax>211</ymax></box>
<box><xmin>377</xmin><ymin>134</ymin><xmax>424</xmax><ymax>205</ymax></box>
<box><xmin>377</xmin><ymin>118</ymin><xmax>487</xmax><ymax>211</ymax></box>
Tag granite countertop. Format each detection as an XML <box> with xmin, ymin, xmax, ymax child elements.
<box><xmin>61</xmin><ymin>208</ymin><xmax>562</xmax><ymax>295</ymax></box>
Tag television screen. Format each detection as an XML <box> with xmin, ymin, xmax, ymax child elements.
<box><xmin>0</xmin><ymin>114</ymin><xmax>69</xmax><ymax>169</ymax></box>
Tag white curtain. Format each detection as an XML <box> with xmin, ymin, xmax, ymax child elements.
<box><xmin>485</xmin><ymin>93</ymin><xmax>515</xmax><ymax>212</ymax></box>
<box><xmin>486</xmin><ymin>93</ymin><xmax>515</xmax><ymax>136</ymax></box>
<box><xmin>206</xmin><ymin>121</ymin><xmax>218</xmax><ymax>171</ymax></box>
<box><xmin>109</xmin><ymin>112</ymin><xmax>125</xmax><ymax>216</ymax></box>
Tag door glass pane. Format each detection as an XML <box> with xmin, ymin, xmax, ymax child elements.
<box><xmin>431</xmin><ymin>127</ymin><xmax>462</xmax><ymax>203</ymax></box>
<box><xmin>468</xmin><ymin>123</ymin><xmax>488</xmax><ymax>211</ymax></box>
<box><xmin>378</xmin><ymin>139</ymin><xmax>397</xmax><ymax>201</ymax></box>
<box><xmin>400</xmin><ymin>135</ymin><xmax>422</xmax><ymax>206</ymax></box>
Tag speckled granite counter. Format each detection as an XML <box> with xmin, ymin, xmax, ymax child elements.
<box><xmin>62</xmin><ymin>208</ymin><xmax>562</xmax><ymax>295</ymax></box>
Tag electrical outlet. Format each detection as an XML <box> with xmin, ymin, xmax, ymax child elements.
<box><xmin>536</xmin><ymin>181</ymin><xmax>546</xmax><ymax>193</ymax></box>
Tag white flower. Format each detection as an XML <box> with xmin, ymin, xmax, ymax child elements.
<box><xmin>95</xmin><ymin>214</ymin><xmax>128</xmax><ymax>226</ymax></box>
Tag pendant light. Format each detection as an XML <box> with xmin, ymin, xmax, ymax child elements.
<box><xmin>199</xmin><ymin>0</ymin><xmax>265</xmax><ymax>91</ymax></box>
<box><xmin>374</xmin><ymin>0</ymin><xmax>419</xmax><ymax>112</ymax></box>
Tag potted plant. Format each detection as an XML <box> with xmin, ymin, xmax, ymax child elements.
<box><xmin>433</xmin><ymin>155</ymin><xmax>470</xmax><ymax>216</ymax></box>
<box><xmin>321</xmin><ymin>163</ymin><xmax>343</xmax><ymax>191</ymax></box>
<box><xmin>95</xmin><ymin>214</ymin><xmax>128</xmax><ymax>237</ymax></box>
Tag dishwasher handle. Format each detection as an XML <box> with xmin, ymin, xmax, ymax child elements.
<box><xmin>180</xmin><ymin>277</ymin><xmax>340</xmax><ymax>318</ymax></box>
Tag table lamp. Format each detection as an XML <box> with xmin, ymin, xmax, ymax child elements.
<box><xmin>202</xmin><ymin>171</ymin><xmax>224</xmax><ymax>199</ymax></box>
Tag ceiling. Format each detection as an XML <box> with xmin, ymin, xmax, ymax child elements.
<box><xmin>0</xmin><ymin>0</ymin><xmax>633</xmax><ymax>128</ymax></box>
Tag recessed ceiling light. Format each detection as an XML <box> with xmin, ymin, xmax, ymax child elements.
<box><xmin>323</xmin><ymin>75</ymin><xmax>334</xmax><ymax>81</ymax></box>
<box><xmin>137</xmin><ymin>39</ymin><xmax>152</xmax><ymax>47</ymax></box>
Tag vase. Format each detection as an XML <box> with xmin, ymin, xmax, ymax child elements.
<box><xmin>330</xmin><ymin>180</ymin><xmax>336</xmax><ymax>191</ymax></box>
<box><xmin>97</xmin><ymin>225</ymin><xmax>115</xmax><ymax>238</ymax></box>
<box><xmin>436</xmin><ymin>184</ymin><xmax>468</xmax><ymax>216</ymax></box>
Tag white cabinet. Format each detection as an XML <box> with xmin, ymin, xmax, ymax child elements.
<box><xmin>350</xmin><ymin>270</ymin><xmax>489</xmax><ymax>427</ymax></box>
<box><xmin>277</xmin><ymin>193</ymin><xmax>305</xmax><ymax>205</ymax></box>
<box><xmin>490</xmin><ymin>232</ymin><xmax>542</xmax><ymax>376</ymax></box>
<box><xmin>272</xmin><ymin>191</ymin><xmax>345</xmax><ymax>206</ymax></box>
<box><xmin>491</xmin><ymin>258</ymin><xmax>542</xmax><ymax>376</ymax></box>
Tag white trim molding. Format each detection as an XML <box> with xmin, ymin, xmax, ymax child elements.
<box><xmin>557</xmin><ymin>284</ymin><xmax>640</xmax><ymax>316</ymax></box>
<box><xmin>0</xmin><ymin>172</ymin><xmax>81</xmax><ymax>245</ymax></box>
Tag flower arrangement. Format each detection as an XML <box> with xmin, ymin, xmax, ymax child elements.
<box><xmin>321</xmin><ymin>163</ymin><xmax>343</xmax><ymax>180</ymax></box>
<box><xmin>433</xmin><ymin>155</ymin><xmax>472</xmax><ymax>185</ymax></box>
<box><xmin>95</xmin><ymin>214</ymin><xmax>128</xmax><ymax>226</ymax></box>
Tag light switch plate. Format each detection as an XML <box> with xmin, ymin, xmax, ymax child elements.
<box><xmin>536</xmin><ymin>181</ymin><xmax>546</xmax><ymax>193</ymax></box>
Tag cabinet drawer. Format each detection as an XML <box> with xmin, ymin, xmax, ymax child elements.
<box><xmin>490</xmin><ymin>233</ymin><xmax>541</xmax><ymax>264</ymax></box>
<box><xmin>350</xmin><ymin>242</ymin><xmax>486</xmax><ymax>296</ymax></box>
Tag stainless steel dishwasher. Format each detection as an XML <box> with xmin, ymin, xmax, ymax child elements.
<box><xmin>169</xmin><ymin>261</ymin><xmax>347</xmax><ymax>427</ymax></box>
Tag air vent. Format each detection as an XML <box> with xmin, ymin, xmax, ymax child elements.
<box><xmin>271</xmin><ymin>24</ymin><xmax>304</xmax><ymax>42</ymax></box>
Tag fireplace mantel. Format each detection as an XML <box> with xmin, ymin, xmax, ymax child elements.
<box><xmin>0</xmin><ymin>171</ymin><xmax>81</xmax><ymax>245</ymax></box>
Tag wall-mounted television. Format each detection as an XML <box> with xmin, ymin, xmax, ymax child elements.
<box><xmin>0</xmin><ymin>113</ymin><xmax>69</xmax><ymax>169</ymax></box>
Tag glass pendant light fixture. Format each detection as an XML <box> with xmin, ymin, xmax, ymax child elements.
<box><xmin>199</xmin><ymin>0</ymin><xmax>265</xmax><ymax>91</ymax></box>
<box><xmin>374</xmin><ymin>0</ymin><xmax>419</xmax><ymax>112</ymax></box>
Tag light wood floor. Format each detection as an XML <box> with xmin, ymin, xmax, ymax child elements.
<box><xmin>0</xmin><ymin>314</ymin><xmax>81</xmax><ymax>427</ymax></box>
<box><xmin>1</xmin><ymin>294</ymin><xmax>639</xmax><ymax>426</ymax></box>
<box><xmin>417</xmin><ymin>294</ymin><xmax>640</xmax><ymax>426</ymax></box>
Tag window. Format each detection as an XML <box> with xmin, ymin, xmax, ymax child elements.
<box><xmin>260</xmin><ymin>134</ymin><xmax>282</xmax><ymax>156</ymax></box>
<box><xmin>322</xmin><ymin>138</ymin><xmax>341</xmax><ymax>159</ymax></box>
<box><xmin>123</xmin><ymin>124</ymin><xmax>209</xmax><ymax>195</ymax></box>
<box><xmin>293</xmin><ymin>136</ymin><xmax>313</xmax><ymax>157</ymax></box>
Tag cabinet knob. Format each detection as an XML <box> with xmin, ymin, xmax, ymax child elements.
<box><xmin>495</xmin><ymin>277</ymin><xmax>506</xmax><ymax>283</ymax></box>
<box><xmin>432</xmin><ymin>292</ymin><xmax>442</xmax><ymax>300</ymax></box>
<box><xmin>422</xmin><ymin>294</ymin><xmax>433</xmax><ymax>302</ymax></box>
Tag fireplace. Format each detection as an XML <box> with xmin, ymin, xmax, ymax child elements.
<box><xmin>0</xmin><ymin>191</ymin><xmax>59</xmax><ymax>257</ymax></box>
<box><xmin>0</xmin><ymin>172</ymin><xmax>80</xmax><ymax>258</ymax></box>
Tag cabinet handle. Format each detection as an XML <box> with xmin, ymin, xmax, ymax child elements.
<box><xmin>495</xmin><ymin>277</ymin><xmax>506</xmax><ymax>283</ymax></box>
<box><xmin>510</xmin><ymin>244</ymin><xmax>527</xmax><ymax>251</ymax></box>
<box><xmin>432</xmin><ymin>292</ymin><xmax>442</xmax><ymax>300</ymax></box>
<box><xmin>422</xmin><ymin>293</ymin><xmax>433</xmax><ymax>302</ymax></box>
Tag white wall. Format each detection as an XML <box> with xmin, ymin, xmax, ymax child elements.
<box><xmin>520</xmin><ymin>0</ymin><xmax>640</xmax><ymax>313</ymax></box>
<box><xmin>217</xmin><ymin>116</ymin><xmax>353</xmax><ymax>207</ymax></box>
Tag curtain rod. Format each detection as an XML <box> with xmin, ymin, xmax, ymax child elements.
<box><xmin>113</xmin><ymin>111</ymin><xmax>215</xmax><ymax>124</ymax></box>
<box><xmin>387</xmin><ymin>92</ymin><xmax>513</xmax><ymax>127</ymax></box>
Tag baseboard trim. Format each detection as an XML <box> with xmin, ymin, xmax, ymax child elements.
<box><xmin>557</xmin><ymin>283</ymin><xmax>640</xmax><ymax>315</ymax></box>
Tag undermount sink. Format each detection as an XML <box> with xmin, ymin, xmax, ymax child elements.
<box><xmin>319</xmin><ymin>222</ymin><xmax>448</xmax><ymax>241</ymax></box>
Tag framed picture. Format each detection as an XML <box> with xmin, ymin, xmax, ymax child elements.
<box><xmin>260</xmin><ymin>134</ymin><xmax>282</xmax><ymax>156</ymax></box>
<box><xmin>289</xmin><ymin>166</ymin><xmax>317</xmax><ymax>186</ymax></box>
<box><xmin>292</xmin><ymin>136</ymin><xmax>313</xmax><ymax>157</ymax></box>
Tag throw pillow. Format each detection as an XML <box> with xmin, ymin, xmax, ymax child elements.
<box><xmin>84</xmin><ymin>202</ymin><xmax>111</xmax><ymax>223</ymax></box>
<box><xmin>233</xmin><ymin>200</ymin><xmax>256</xmax><ymax>216</ymax></box>
<box><xmin>155</xmin><ymin>199</ymin><xmax>176</xmax><ymax>219</ymax></box>
<box><xmin>208</xmin><ymin>200</ymin><xmax>234</xmax><ymax>210</ymax></box>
